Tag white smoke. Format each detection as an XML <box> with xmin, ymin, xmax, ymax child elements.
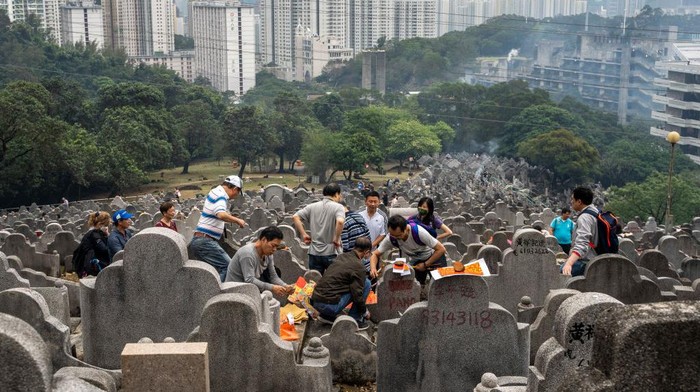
<box><xmin>507</xmin><ymin>49</ymin><xmax>519</xmax><ymax>62</ymax></box>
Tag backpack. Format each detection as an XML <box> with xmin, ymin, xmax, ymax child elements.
<box><xmin>390</xmin><ymin>221</ymin><xmax>433</xmax><ymax>247</ymax></box>
<box><xmin>581</xmin><ymin>209</ymin><xmax>620</xmax><ymax>255</ymax></box>
<box><xmin>71</xmin><ymin>230</ymin><xmax>106</xmax><ymax>277</ymax></box>
<box><xmin>407</xmin><ymin>217</ymin><xmax>439</xmax><ymax>238</ymax></box>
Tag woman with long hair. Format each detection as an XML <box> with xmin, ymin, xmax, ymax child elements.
<box><xmin>74</xmin><ymin>211</ymin><xmax>111</xmax><ymax>277</ymax></box>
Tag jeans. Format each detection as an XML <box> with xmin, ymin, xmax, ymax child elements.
<box><xmin>308</xmin><ymin>254</ymin><xmax>337</xmax><ymax>275</ymax></box>
<box><xmin>188</xmin><ymin>236</ymin><xmax>231</xmax><ymax>282</ymax></box>
<box><xmin>560</xmin><ymin>259</ymin><xmax>587</xmax><ymax>277</ymax></box>
<box><xmin>312</xmin><ymin>278</ymin><xmax>371</xmax><ymax>323</ymax></box>
<box><xmin>411</xmin><ymin>253</ymin><xmax>447</xmax><ymax>285</ymax></box>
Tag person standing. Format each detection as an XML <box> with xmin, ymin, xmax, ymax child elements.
<box><xmin>292</xmin><ymin>183</ymin><xmax>345</xmax><ymax>275</ymax></box>
<box><xmin>359</xmin><ymin>191</ymin><xmax>387</xmax><ymax>250</ymax></box>
<box><xmin>225</xmin><ymin>226</ymin><xmax>294</xmax><ymax>296</ymax></box>
<box><xmin>155</xmin><ymin>201</ymin><xmax>178</xmax><ymax>232</ymax></box>
<box><xmin>549</xmin><ymin>207</ymin><xmax>574</xmax><ymax>254</ymax></box>
<box><xmin>340</xmin><ymin>202</ymin><xmax>371</xmax><ymax>253</ymax></box>
<box><xmin>188</xmin><ymin>176</ymin><xmax>247</xmax><ymax>281</ymax></box>
<box><xmin>561</xmin><ymin>187</ymin><xmax>598</xmax><ymax>277</ymax></box>
<box><xmin>107</xmin><ymin>209</ymin><xmax>134</xmax><ymax>262</ymax></box>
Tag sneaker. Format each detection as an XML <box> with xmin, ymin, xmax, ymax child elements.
<box><xmin>317</xmin><ymin>315</ymin><xmax>335</xmax><ymax>325</ymax></box>
<box><xmin>356</xmin><ymin>320</ymin><xmax>370</xmax><ymax>331</ymax></box>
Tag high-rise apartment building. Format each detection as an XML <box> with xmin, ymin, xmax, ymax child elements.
<box><xmin>191</xmin><ymin>1</ymin><xmax>256</xmax><ymax>95</ymax></box>
<box><xmin>651</xmin><ymin>43</ymin><xmax>700</xmax><ymax>165</ymax></box>
<box><xmin>349</xmin><ymin>0</ymin><xmax>395</xmax><ymax>52</ymax></box>
<box><xmin>102</xmin><ymin>0</ymin><xmax>175</xmax><ymax>56</ymax></box>
<box><xmin>394</xmin><ymin>0</ymin><xmax>437</xmax><ymax>41</ymax></box>
<box><xmin>60</xmin><ymin>1</ymin><xmax>104</xmax><ymax>48</ymax></box>
<box><xmin>0</xmin><ymin>0</ymin><xmax>62</xmax><ymax>42</ymax></box>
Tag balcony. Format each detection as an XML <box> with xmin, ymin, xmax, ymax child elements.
<box><xmin>654</xmin><ymin>78</ymin><xmax>700</xmax><ymax>94</ymax></box>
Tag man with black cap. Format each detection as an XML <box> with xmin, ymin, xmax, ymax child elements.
<box><xmin>188</xmin><ymin>175</ymin><xmax>247</xmax><ymax>281</ymax></box>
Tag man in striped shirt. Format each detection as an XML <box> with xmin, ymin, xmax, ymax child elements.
<box><xmin>188</xmin><ymin>175</ymin><xmax>247</xmax><ymax>281</ymax></box>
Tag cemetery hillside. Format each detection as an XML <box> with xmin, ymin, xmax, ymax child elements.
<box><xmin>2</xmin><ymin>5</ymin><xmax>700</xmax><ymax>391</ymax></box>
<box><xmin>0</xmin><ymin>8</ymin><xmax>699</xmax><ymax>225</ymax></box>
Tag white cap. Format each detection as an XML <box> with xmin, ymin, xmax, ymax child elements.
<box><xmin>224</xmin><ymin>175</ymin><xmax>242</xmax><ymax>189</ymax></box>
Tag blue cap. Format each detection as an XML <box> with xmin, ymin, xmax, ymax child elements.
<box><xmin>112</xmin><ymin>209</ymin><xmax>134</xmax><ymax>224</ymax></box>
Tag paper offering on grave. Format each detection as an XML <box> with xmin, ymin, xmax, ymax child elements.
<box><xmin>287</xmin><ymin>276</ymin><xmax>317</xmax><ymax>317</ymax></box>
<box><xmin>431</xmin><ymin>258</ymin><xmax>491</xmax><ymax>280</ymax></box>
<box><xmin>392</xmin><ymin>258</ymin><xmax>411</xmax><ymax>276</ymax></box>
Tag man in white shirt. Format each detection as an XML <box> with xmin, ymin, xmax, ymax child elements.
<box><xmin>359</xmin><ymin>191</ymin><xmax>387</xmax><ymax>249</ymax></box>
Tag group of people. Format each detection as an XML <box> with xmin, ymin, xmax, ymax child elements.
<box><xmin>75</xmin><ymin>174</ymin><xmax>603</xmax><ymax>329</ymax></box>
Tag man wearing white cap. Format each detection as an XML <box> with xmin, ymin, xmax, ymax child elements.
<box><xmin>188</xmin><ymin>175</ymin><xmax>247</xmax><ymax>281</ymax></box>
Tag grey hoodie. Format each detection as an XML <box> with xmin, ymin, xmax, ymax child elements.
<box><xmin>571</xmin><ymin>205</ymin><xmax>599</xmax><ymax>260</ymax></box>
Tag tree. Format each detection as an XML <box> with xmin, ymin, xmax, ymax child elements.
<box><xmin>517</xmin><ymin>129</ymin><xmax>600</xmax><ymax>185</ymax></box>
<box><xmin>606</xmin><ymin>172</ymin><xmax>700</xmax><ymax>225</ymax></box>
<box><xmin>430</xmin><ymin>121</ymin><xmax>455</xmax><ymax>151</ymax></box>
<box><xmin>221</xmin><ymin>106</ymin><xmax>276</xmax><ymax>178</ymax></box>
<box><xmin>270</xmin><ymin>92</ymin><xmax>313</xmax><ymax>172</ymax></box>
<box><xmin>172</xmin><ymin>100</ymin><xmax>219</xmax><ymax>174</ymax></box>
<box><xmin>300</xmin><ymin>126</ymin><xmax>334</xmax><ymax>183</ymax></box>
<box><xmin>312</xmin><ymin>93</ymin><xmax>345</xmax><ymax>131</ymax></box>
<box><xmin>328</xmin><ymin>130</ymin><xmax>383</xmax><ymax>180</ymax></box>
<box><xmin>500</xmin><ymin>105</ymin><xmax>586</xmax><ymax>156</ymax></box>
<box><xmin>386</xmin><ymin>120</ymin><xmax>441</xmax><ymax>173</ymax></box>
<box><xmin>344</xmin><ymin>106</ymin><xmax>416</xmax><ymax>150</ymax></box>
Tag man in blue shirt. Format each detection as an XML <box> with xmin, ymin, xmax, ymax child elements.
<box><xmin>108</xmin><ymin>209</ymin><xmax>134</xmax><ymax>262</ymax></box>
<box><xmin>549</xmin><ymin>207</ymin><xmax>574</xmax><ymax>254</ymax></box>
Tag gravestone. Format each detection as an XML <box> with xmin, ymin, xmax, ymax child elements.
<box><xmin>377</xmin><ymin>274</ymin><xmax>529</xmax><ymax>392</ymax></box>
<box><xmin>539</xmin><ymin>208</ymin><xmax>556</xmax><ymax>227</ymax></box>
<box><xmin>249</xmin><ymin>209</ymin><xmax>272</xmax><ymax>230</ymax></box>
<box><xmin>560</xmin><ymin>301</ymin><xmax>700</xmax><ymax>391</ymax></box>
<box><xmin>1</xmin><ymin>252</ymin><xmax>30</xmax><ymax>291</ymax></box>
<box><xmin>643</xmin><ymin>216</ymin><xmax>657</xmax><ymax>232</ymax></box>
<box><xmin>0</xmin><ymin>234</ymin><xmax>61</xmax><ymax>277</ymax></box>
<box><xmin>36</xmin><ymin>223</ymin><xmax>62</xmax><ymax>252</ymax></box>
<box><xmin>121</xmin><ymin>342</ymin><xmax>209</xmax><ymax>392</ymax></box>
<box><xmin>80</xmin><ymin>228</ymin><xmax>233</xmax><ymax>369</ymax></box>
<box><xmin>617</xmin><ymin>238</ymin><xmax>638</xmax><ymax>264</ymax></box>
<box><xmin>484</xmin><ymin>229</ymin><xmax>567</xmax><ymax>317</ymax></box>
<box><xmin>657</xmin><ymin>235</ymin><xmax>685</xmax><ymax>270</ymax></box>
<box><xmin>528</xmin><ymin>289</ymin><xmax>580</xmax><ymax>365</ymax></box>
<box><xmin>187</xmin><ymin>293</ymin><xmax>332</xmax><ymax>392</ymax></box>
<box><xmin>476</xmin><ymin>245</ymin><xmax>501</xmax><ymax>274</ymax></box>
<box><xmin>0</xmin><ymin>288</ymin><xmax>120</xmax><ymax>383</ymax></box>
<box><xmin>637</xmin><ymin>249</ymin><xmax>680</xmax><ymax>280</ymax></box>
<box><xmin>443</xmin><ymin>242</ymin><xmax>461</xmax><ymax>261</ymax></box>
<box><xmin>490</xmin><ymin>231</ymin><xmax>510</xmax><ymax>251</ymax></box>
<box><xmin>449</xmin><ymin>217</ymin><xmax>479</xmax><ymax>245</ymax></box>
<box><xmin>623</xmin><ymin>221</ymin><xmax>643</xmax><ymax>241</ymax></box>
<box><xmin>272</xmin><ymin>249</ymin><xmax>308</xmax><ymax>286</ymax></box>
<box><xmin>566</xmin><ymin>254</ymin><xmax>662</xmax><ymax>304</ymax></box>
<box><xmin>0</xmin><ymin>313</ymin><xmax>53</xmax><ymax>391</ymax></box>
<box><xmin>47</xmin><ymin>232</ymin><xmax>80</xmax><ymax>272</ymax></box>
<box><xmin>15</xmin><ymin>224</ymin><xmax>39</xmax><ymax>243</ymax></box>
<box><xmin>369</xmin><ymin>265</ymin><xmax>421</xmax><ymax>323</ymax></box>
<box><xmin>320</xmin><ymin>316</ymin><xmax>376</xmax><ymax>384</ymax></box>
<box><xmin>527</xmin><ymin>292</ymin><xmax>624</xmax><ymax>392</ymax></box>
<box><xmin>482</xmin><ymin>212</ymin><xmax>501</xmax><ymax>232</ymax></box>
<box><xmin>680</xmin><ymin>257</ymin><xmax>700</xmax><ymax>281</ymax></box>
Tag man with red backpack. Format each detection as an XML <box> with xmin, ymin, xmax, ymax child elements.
<box><xmin>369</xmin><ymin>215</ymin><xmax>447</xmax><ymax>284</ymax></box>
<box><xmin>562</xmin><ymin>186</ymin><xmax>619</xmax><ymax>276</ymax></box>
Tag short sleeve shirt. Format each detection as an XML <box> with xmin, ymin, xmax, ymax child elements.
<box><xmin>377</xmin><ymin>224</ymin><xmax>438</xmax><ymax>263</ymax></box>
<box><xmin>550</xmin><ymin>217</ymin><xmax>574</xmax><ymax>245</ymax></box>
<box><xmin>195</xmin><ymin>185</ymin><xmax>229</xmax><ymax>239</ymax></box>
<box><xmin>359</xmin><ymin>209</ymin><xmax>388</xmax><ymax>244</ymax></box>
<box><xmin>293</xmin><ymin>197</ymin><xmax>345</xmax><ymax>256</ymax></box>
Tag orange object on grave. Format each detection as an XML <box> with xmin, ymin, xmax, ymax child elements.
<box><xmin>280</xmin><ymin>322</ymin><xmax>299</xmax><ymax>341</ymax></box>
<box><xmin>437</xmin><ymin>261</ymin><xmax>485</xmax><ymax>277</ymax></box>
<box><xmin>345</xmin><ymin>290</ymin><xmax>377</xmax><ymax>309</ymax></box>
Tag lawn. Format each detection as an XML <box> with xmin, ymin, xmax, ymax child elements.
<box><xmin>132</xmin><ymin>159</ymin><xmax>415</xmax><ymax>199</ymax></box>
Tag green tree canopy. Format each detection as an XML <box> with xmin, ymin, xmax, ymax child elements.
<box><xmin>606</xmin><ymin>172</ymin><xmax>700</xmax><ymax>225</ymax></box>
<box><xmin>516</xmin><ymin>129</ymin><xmax>600</xmax><ymax>184</ymax></box>
<box><xmin>386</xmin><ymin>120</ymin><xmax>442</xmax><ymax>172</ymax></box>
<box><xmin>222</xmin><ymin>106</ymin><xmax>276</xmax><ymax>178</ymax></box>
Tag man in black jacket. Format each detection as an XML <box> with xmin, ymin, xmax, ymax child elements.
<box><xmin>311</xmin><ymin>237</ymin><xmax>372</xmax><ymax>330</ymax></box>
